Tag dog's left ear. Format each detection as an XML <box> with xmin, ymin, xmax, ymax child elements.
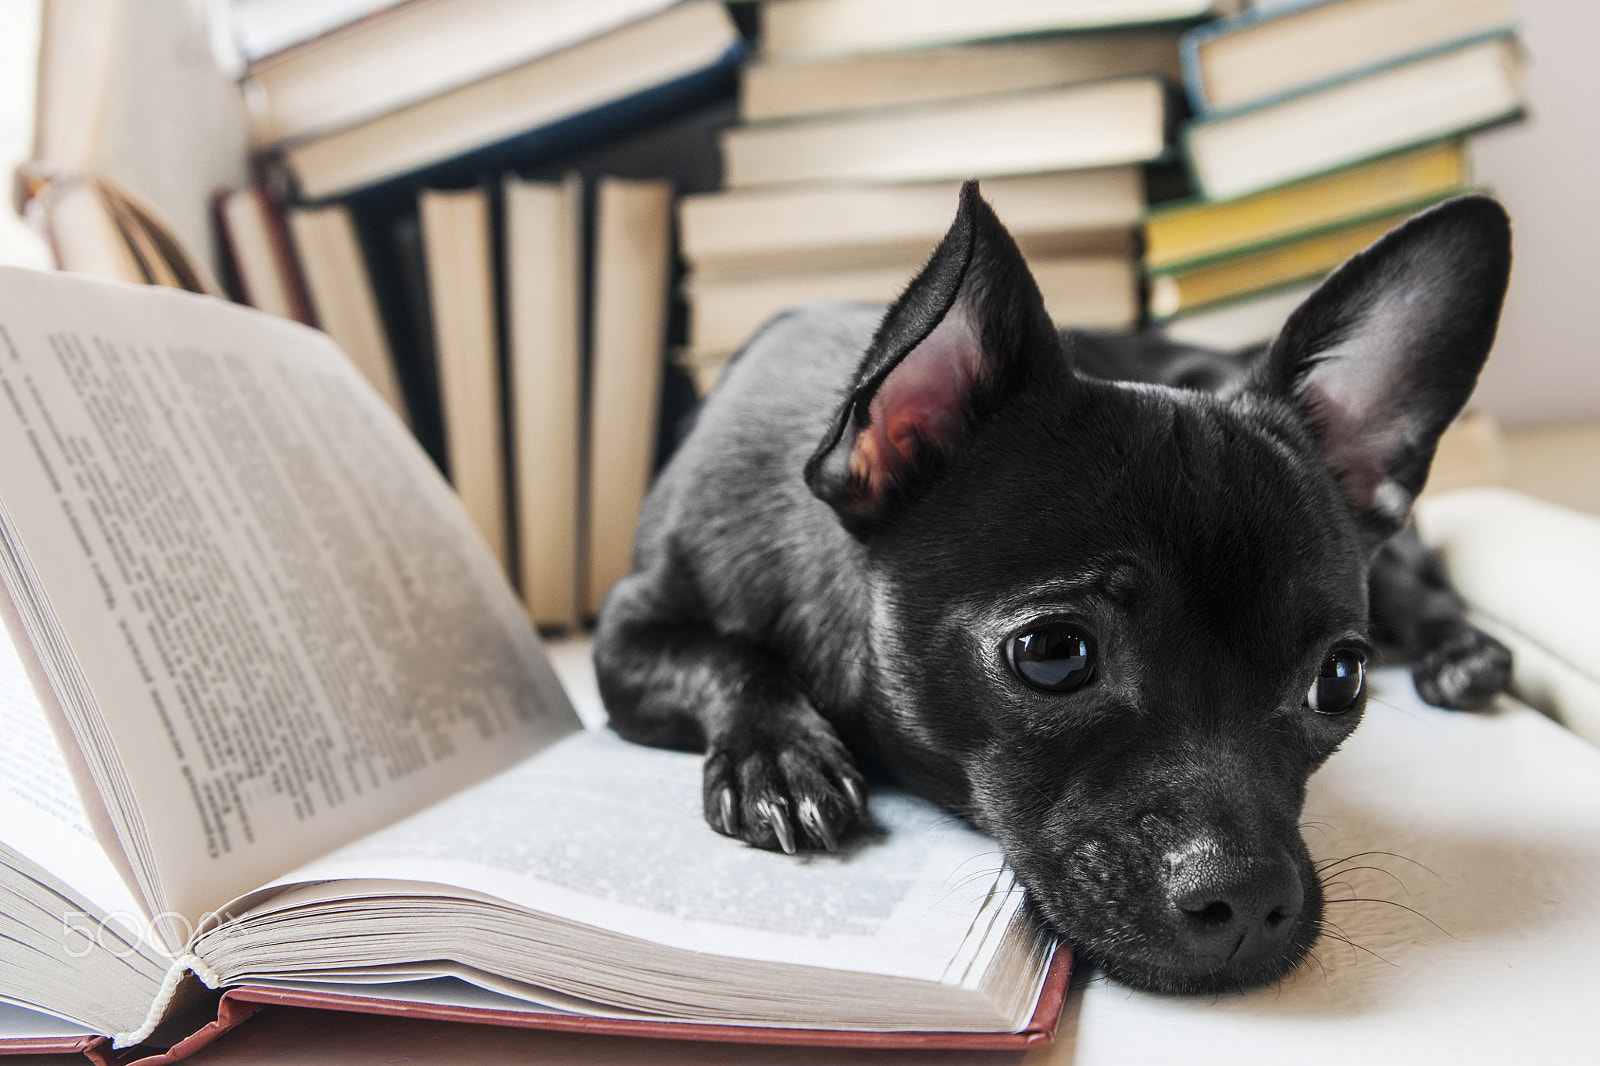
<box><xmin>1252</xmin><ymin>195</ymin><xmax>1512</xmax><ymax>546</ymax></box>
<box><xmin>805</xmin><ymin>181</ymin><xmax>1065</xmax><ymax>531</ymax></box>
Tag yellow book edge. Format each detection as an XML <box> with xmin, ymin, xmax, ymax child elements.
<box><xmin>1147</xmin><ymin>206</ymin><xmax>1424</xmax><ymax>319</ymax></box>
<box><xmin>1143</xmin><ymin>141</ymin><xmax>1470</xmax><ymax>272</ymax></box>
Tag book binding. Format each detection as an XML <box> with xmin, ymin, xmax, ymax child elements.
<box><xmin>225</xmin><ymin>944</ymin><xmax>1071</xmax><ymax>1051</ymax></box>
<box><xmin>0</xmin><ymin>948</ymin><xmax>1069</xmax><ymax>1060</ymax></box>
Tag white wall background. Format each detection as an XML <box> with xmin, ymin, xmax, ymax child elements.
<box><xmin>1470</xmin><ymin>0</ymin><xmax>1600</xmax><ymax>428</ymax></box>
<box><xmin>0</xmin><ymin>0</ymin><xmax>50</xmax><ymax>270</ymax></box>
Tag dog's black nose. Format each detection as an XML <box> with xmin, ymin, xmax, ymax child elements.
<box><xmin>1166</xmin><ymin>850</ymin><xmax>1304</xmax><ymax>970</ymax></box>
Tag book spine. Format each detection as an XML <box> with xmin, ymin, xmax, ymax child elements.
<box><xmin>257</xmin><ymin>186</ymin><xmax>317</xmax><ymax>326</ymax></box>
<box><xmin>290</xmin><ymin>40</ymin><xmax>745</xmax><ymax>203</ymax></box>
<box><xmin>1178</xmin><ymin>0</ymin><xmax>1332</xmax><ymax>113</ymax></box>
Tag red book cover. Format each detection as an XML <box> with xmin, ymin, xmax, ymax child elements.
<box><xmin>0</xmin><ymin>947</ymin><xmax>1069</xmax><ymax>1061</ymax></box>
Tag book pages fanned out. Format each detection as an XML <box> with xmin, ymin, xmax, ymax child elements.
<box><xmin>0</xmin><ymin>268</ymin><xmax>1062</xmax><ymax>1049</ymax></box>
<box><xmin>0</xmin><ymin>622</ymin><xmax>170</xmax><ymax>1038</ymax></box>
<box><xmin>0</xmin><ymin>267</ymin><xmax>579</xmax><ymax>930</ymax></box>
<box><xmin>197</xmin><ymin>730</ymin><xmax>1053</xmax><ymax>1033</ymax></box>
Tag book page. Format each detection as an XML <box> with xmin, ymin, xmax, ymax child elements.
<box><xmin>0</xmin><ymin>267</ymin><xmax>580</xmax><ymax>933</ymax></box>
<box><xmin>0</xmin><ymin>613</ymin><xmax>174</xmax><ymax>1040</ymax></box>
<box><xmin>241</xmin><ymin>730</ymin><xmax>1016</xmax><ymax>983</ymax></box>
<box><xmin>0</xmin><ymin>618</ymin><xmax>143</xmax><ymax>925</ymax></box>
<box><xmin>0</xmin><ymin>1000</ymin><xmax>93</xmax><ymax>1041</ymax></box>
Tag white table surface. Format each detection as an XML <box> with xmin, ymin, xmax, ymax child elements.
<box><xmin>13</xmin><ymin>641</ymin><xmax>1598</xmax><ymax>1064</ymax></box>
<box><xmin>1060</xmin><ymin>664</ymin><xmax>1600</xmax><ymax>1063</ymax></box>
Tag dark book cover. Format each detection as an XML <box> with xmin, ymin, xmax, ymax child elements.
<box><xmin>349</xmin><ymin>206</ymin><xmax>449</xmax><ymax>474</ymax></box>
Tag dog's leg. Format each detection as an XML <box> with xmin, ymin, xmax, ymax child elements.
<box><xmin>1368</xmin><ymin>526</ymin><xmax>1512</xmax><ymax>709</ymax></box>
<box><xmin>594</xmin><ymin>566</ymin><xmax>867</xmax><ymax>853</ymax></box>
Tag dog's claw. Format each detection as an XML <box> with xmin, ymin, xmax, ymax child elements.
<box><xmin>701</xmin><ymin>714</ymin><xmax>864</xmax><ymax>854</ymax></box>
<box><xmin>797</xmin><ymin>798</ymin><xmax>837</xmax><ymax>851</ymax></box>
<box><xmin>841</xmin><ymin>776</ymin><xmax>868</xmax><ymax>818</ymax></box>
<box><xmin>758</xmin><ymin>800</ymin><xmax>797</xmax><ymax>854</ymax></box>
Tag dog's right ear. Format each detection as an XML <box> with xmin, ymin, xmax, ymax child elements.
<box><xmin>1250</xmin><ymin>195</ymin><xmax>1512</xmax><ymax>547</ymax></box>
<box><xmin>804</xmin><ymin>181</ymin><xmax>1065</xmax><ymax>532</ymax></box>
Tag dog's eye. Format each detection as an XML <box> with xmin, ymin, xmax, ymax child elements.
<box><xmin>1007</xmin><ymin>626</ymin><xmax>1095</xmax><ymax>693</ymax></box>
<box><xmin>1307</xmin><ymin>648</ymin><xmax>1365</xmax><ymax>714</ymax></box>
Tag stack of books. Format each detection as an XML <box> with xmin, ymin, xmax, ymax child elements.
<box><xmin>1147</xmin><ymin>0</ymin><xmax>1524</xmax><ymax>350</ymax></box>
<box><xmin>676</xmin><ymin>0</ymin><xmax>1245</xmax><ymax>394</ymax></box>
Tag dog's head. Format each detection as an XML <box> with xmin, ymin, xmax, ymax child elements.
<box><xmin>805</xmin><ymin>184</ymin><xmax>1511</xmax><ymax>993</ymax></box>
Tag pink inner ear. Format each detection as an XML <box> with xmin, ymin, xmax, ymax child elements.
<box><xmin>850</xmin><ymin>299</ymin><xmax>985</xmax><ymax>502</ymax></box>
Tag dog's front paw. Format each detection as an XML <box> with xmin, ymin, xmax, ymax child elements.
<box><xmin>702</xmin><ymin>715</ymin><xmax>868</xmax><ymax>854</ymax></box>
<box><xmin>1412</xmin><ymin>625</ymin><xmax>1512</xmax><ymax>710</ymax></box>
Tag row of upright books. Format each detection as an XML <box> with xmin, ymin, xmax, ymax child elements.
<box><xmin>1145</xmin><ymin>0</ymin><xmax>1524</xmax><ymax>349</ymax></box>
<box><xmin>221</xmin><ymin>172</ymin><xmax>676</xmax><ymax>636</ymax></box>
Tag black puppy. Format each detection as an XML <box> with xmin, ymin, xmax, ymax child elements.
<box><xmin>594</xmin><ymin>185</ymin><xmax>1512</xmax><ymax>995</ymax></box>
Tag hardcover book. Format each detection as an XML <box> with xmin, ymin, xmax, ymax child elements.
<box><xmin>1180</xmin><ymin>0</ymin><xmax>1518</xmax><ymax>115</ymax></box>
<box><xmin>504</xmin><ymin>174</ymin><xmax>586</xmax><ymax>631</ymax></box>
<box><xmin>1146</xmin><ymin>204</ymin><xmax>1427</xmax><ymax>319</ymax></box>
<box><xmin>681</xmin><ymin>169</ymin><xmax>1143</xmax><ymax>280</ymax></box>
<box><xmin>244</xmin><ymin>0</ymin><xmax>680</xmax><ymax>146</ymax></box>
<box><xmin>759</xmin><ymin>0</ymin><xmax>1231</xmax><ymax>60</ymax></box>
<box><xmin>741</xmin><ymin>29</ymin><xmax>1184</xmax><ymax>122</ymax></box>
<box><xmin>584</xmin><ymin>178</ymin><xmax>674</xmax><ymax>618</ymax></box>
<box><xmin>683</xmin><ymin>255</ymin><xmax>1136</xmax><ymax>392</ymax></box>
<box><xmin>0</xmin><ymin>267</ymin><xmax>1066</xmax><ymax>1058</ymax></box>
<box><xmin>1183</xmin><ymin>35</ymin><xmax>1522</xmax><ymax>202</ymax></box>
<box><xmin>215</xmin><ymin>187</ymin><xmax>315</xmax><ymax>327</ymax></box>
<box><xmin>1156</xmin><ymin>281</ymin><xmax>1317</xmax><ymax>351</ymax></box>
<box><xmin>281</xmin><ymin>0</ymin><xmax>744</xmax><ymax>200</ymax></box>
<box><xmin>722</xmin><ymin>76</ymin><xmax>1169</xmax><ymax>189</ymax></box>
<box><xmin>283</xmin><ymin>201</ymin><xmax>412</xmax><ymax>426</ymax></box>
<box><xmin>1142</xmin><ymin>140</ymin><xmax>1468</xmax><ymax>273</ymax></box>
<box><xmin>418</xmin><ymin>185</ymin><xmax>511</xmax><ymax>572</ymax></box>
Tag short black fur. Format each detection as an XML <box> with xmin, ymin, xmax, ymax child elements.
<box><xmin>594</xmin><ymin>184</ymin><xmax>1513</xmax><ymax>994</ymax></box>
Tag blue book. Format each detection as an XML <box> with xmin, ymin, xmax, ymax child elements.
<box><xmin>1180</xmin><ymin>0</ymin><xmax>1518</xmax><ymax>117</ymax></box>
<box><xmin>1181</xmin><ymin>32</ymin><xmax>1523</xmax><ymax>203</ymax></box>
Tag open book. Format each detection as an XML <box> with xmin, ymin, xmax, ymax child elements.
<box><xmin>0</xmin><ymin>266</ymin><xmax>1063</xmax><ymax>1055</ymax></box>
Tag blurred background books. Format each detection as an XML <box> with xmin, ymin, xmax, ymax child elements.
<box><xmin>10</xmin><ymin>0</ymin><xmax>1600</xmax><ymax>633</ymax></box>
